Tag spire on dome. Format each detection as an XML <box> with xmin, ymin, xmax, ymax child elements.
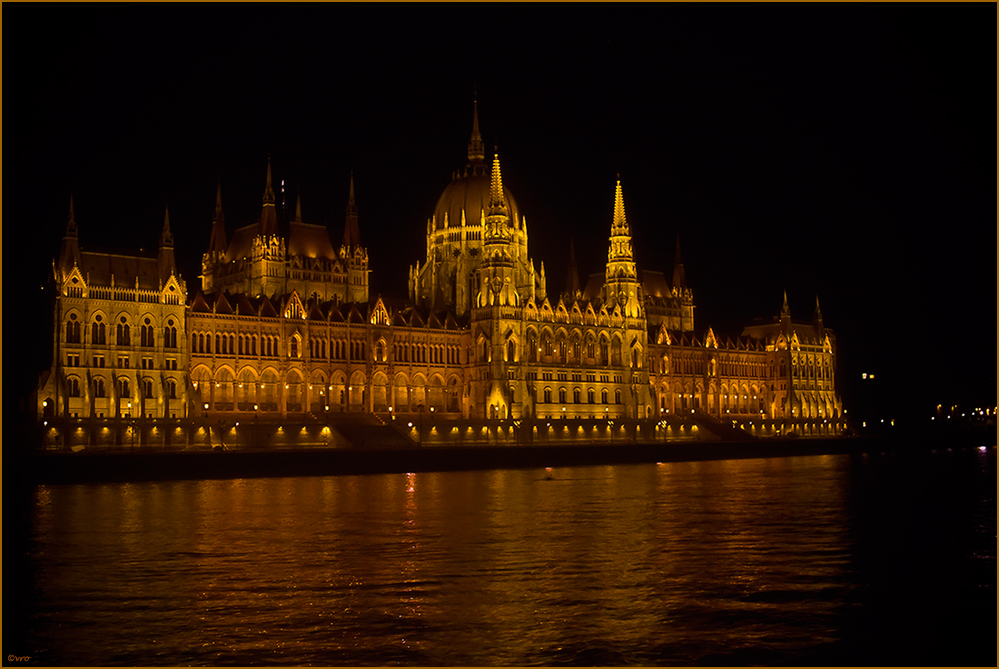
<box><xmin>781</xmin><ymin>291</ymin><xmax>791</xmax><ymax>319</ymax></box>
<box><xmin>258</xmin><ymin>157</ymin><xmax>279</xmax><ymax>237</ymax></box>
<box><xmin>342</xmin><ymin>172</ymin><xmax>361</xmax><ymax>248</ymax></box>
<box><xmin>487</xmin><ymin>151</ymin><xmax>508</xmax><ymax>217</ymax></box>
<box><xmin>814</xmin><ymin>295</ymin><xmax>823</xmax><ymax>322</ymax></box>
<box><xmin>467</xmin><ymin>97</ymin><xmax>485</xmax><ymax>164</ymax></box>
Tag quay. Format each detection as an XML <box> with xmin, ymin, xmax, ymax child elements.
<box><xmin>16</xmin><ymin>414</ymin><xmax>993</xmax><ymax>485</ymax></box>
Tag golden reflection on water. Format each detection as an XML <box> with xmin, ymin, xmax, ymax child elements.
<box><xmin>27</xmin><ymin>456</ymin><xmax>858</xmax><ymax>665</ymax></box>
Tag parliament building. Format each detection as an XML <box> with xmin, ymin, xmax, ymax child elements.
<box><xmin>38</xmin><ymin>103</ymin><xmax>844</xmax><ymax>443</ymax></box>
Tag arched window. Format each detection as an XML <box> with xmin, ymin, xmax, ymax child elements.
<box><xmin>528</xmin><ymin>331</ymin><xmax>538</xmax><ymax>362</ymax></box>
<box><xmin>164</xmin><ymin>320</ymin><xmax>177</xmax><ymax>348</ymax></box>
<box><xmin>587</xmin><ymin>388</ymin><xmax>595</xmax><ymax>404</ymax></box>
<box><xmin>117</xmin><ymin>318</ymin><xmax>131</xmax><ymax>346</ymax></box>
<box><xmin>543</xmin><ymin>387</ymin><xmax>552</xmax><ymax>403</ymax></box>
<box><xmin>143</xmin><ymin>379</ymin><xmax>154</xmax><ymax>398</ymax></box>
<box><xmin>167</xmin><ymin>379</ymin><xmax>177</xmax><ymax>399</ymax></box>
<box><xmin>573</xmin><ymin>388</ymin><xmax>581</xmax><ymax>403</ymax></box>
<box><xmin>558</xmin><ymin>388</ymin><xmax>567</xmax><ymax>403</ymax></box>
<box><xmin>290</xmin><ymin>336</ymin><xmax>299</xmax><ymax>358</ymax></box>
<box><xmin>95</xmin><ymin>378</ymin><xmax>106</xmax><ymax>398</ymax></box>
<box><xmin>68</xmin><ymin>377</ymin><xmax>81</xmax><ymax>397</ymax></box>
<box><xmin>66</xmin><ymin>314</ymin><xmax>81</xmax><ymax>343</ymax></box>
<box><xmin>601</xmin><ymin>389</ymin><xmax>608</xmax><ymax>404</ymax></box>
<box><xmin>506</xmin><ymin>339</ymin><xmax>516</xmax><ymax>363</ymax></box>
<box><xmin>600</xmin><ymin>338</ymin><xmax>609</xmax><ymax>365</ymax></box>
<box><xmin>614</xmin><ymin>389</ymin><xmax>622</xmax><ymax>404</ymax></box>
<box><xmin>92</xmin><ymin>316</ymin><xmax>106</xmax><ymax>345</ymax></box>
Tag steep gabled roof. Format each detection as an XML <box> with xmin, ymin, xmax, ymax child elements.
<box><xmin>214</xmin><ymin>292</ymin><xmax>233</xmax><ymax>315</ymax></box>
<box><xmin>190</xmin><ymin>291</ymin><xmax>212</xmax><ymax>313</ymax></box>
<box><xmin>234</xmin><ymin>293</ymin><xmax>255</xmax><ymax>316</ymax></box>
<box><xmin>258</xmin><ymin>295</ymin><xmax>279</xmax><ymax>319</ymax></box>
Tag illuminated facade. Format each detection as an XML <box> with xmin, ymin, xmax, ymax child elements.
<box><xmin>39</xmin><ymin>102</ymin><xmax>842</xmax><ymax>429</ymax></box>
<box><xmin>40</xmin><ymin>200</ymin><xmax>189</xmax><ymax>421</ymax></box>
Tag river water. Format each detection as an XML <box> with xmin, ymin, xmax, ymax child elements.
<box><xmin>5</xmin><ymin>447</ymin><xmax>995</xmax><ymax>666</ymax></box>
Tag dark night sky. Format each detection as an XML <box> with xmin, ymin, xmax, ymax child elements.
<box><xmin>6</xmin><ymin>4</ymin><xmax>995</xmax><ymax>422</ymax></box>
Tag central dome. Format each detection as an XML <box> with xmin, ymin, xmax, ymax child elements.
<box><xmin>432</xmin><ymin>165</ymin><xmax>521</xmax><ymax>232</ymax></box>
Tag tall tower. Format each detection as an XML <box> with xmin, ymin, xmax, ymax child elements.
<box><xmin>601</xmin><ymin>179</ymin><xmax>643</xmax><ymax>319</ymax></box>
<box><xmin>471</xmin><ymin>152</ymin><xmax>525</xmax><ymax>419</ymax></box>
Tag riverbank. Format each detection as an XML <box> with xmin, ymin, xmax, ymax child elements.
<box><xmin>17</xmin><ymin>427</ymin><xmax>995</xmax><ymax>485</ymax></box>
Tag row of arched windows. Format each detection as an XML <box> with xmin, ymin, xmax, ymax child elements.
<box><xmin>541</xmin><ymin>387</ymin><xmax>622</xmax><ymax>405</ymax></box>
<box><xmin>191</xmin><ymin>332</ymin><xmax>281</xmax><ymax>357</ymax></box>
<box><xmin>64</xmin><ymin>313</ymin><xmax>175</xmax><ymax>348</ymax></box>
<box><xmin>65</xmin><ymin>376</ymin><xmax>177</xmax><ymax>400</ymax></box>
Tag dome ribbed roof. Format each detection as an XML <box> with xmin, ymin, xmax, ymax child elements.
<box><xmin>432</xmin><ymin>167</ymin><xmax>520</xmax><ymax>232</ymax></box>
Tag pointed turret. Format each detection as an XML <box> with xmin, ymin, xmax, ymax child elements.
<box><xmin>602</xmin><ymin>178</ymin><xmax>641</xmax><ymax>316</ymax></box>
<box><xmin>813</xmin><ymin>295</ymin><xmax>822</xmax><ymax>322</ymax></box>
<box><xmin>671</xmin><ymin>233</ymin><xmax>686</xmax><ymax>290</ymax></box>
<box><xmin>467</xmin><ymin>97</ymin><xmax>485</xmax><ymax>165</ymax></box>
<box><xmin>342</xmin><ymin>172</ymin><xmax>361</xmax><ymax>248</ymax></box>
<box><xmin>487</xmin><ymin>151</ymin><xmax>508</xmax><ymax>218</ymax></box>
<box><xmin>258</xmin><ymin>158</ymin><xmax>279</xmax><ymax>237</ymax></box>
<box><xmin>58</xmin><ymin>196</ymin><xmax>81</xmax><ymax>275</ymax></box>
<box><xmin>208</xmin><ymin>181</ymin><xmax>227</xmax><ymax>256</ymax></box>
<box><xmin>611</xmin><ymin>176</ymin><xmax>629</xmax><ymax>235</ymax></box>
<box><xmin>780</xmin><ymin>291</ymin><xmax>791</xmax><ymax>322</ymax></box>
<box><xmin>565</xmin><ymin>236</ymin><xmax>580</xmax><ymax>295</ymax></box>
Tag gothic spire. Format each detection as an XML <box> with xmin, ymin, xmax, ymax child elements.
<box><xmin>602</xmin><ymin>178</ymin><xmax>639</xmax><ymax>313</ymax></box>
<box><xmin>612</xmin><ymin>176</ymin><xmax>629</xmax><ymax>234</ymax></box>
<box><xmin>566</xmin><ymin>236</ymin><xmax>580</xmax><ymax>295</ymax></box>
<box><xmin>467</xmin><ymin>97</ymin><xmax>485</xmax><ymax>165</ymax></box>
<box><xmin>781</xmin><ymin>291</ymin><xmax>791</xmax><ymax>319</ymax></box>
<box><xmin>487</xmin><ymin>151</ymin><xmax>508</xmax><ymax>217</ymax></box>
<box><xmin>66</xmin><ymin>195</ymin><xmax>78</xmax><ymax>237</ymax></box>
<box><xmin>671</xmin><ymin>233</ymin><xmax>686</xmax><ymax>290</ymax></box>
<box><xmin>258</xmin><ymin>157</ymin><xmax>279</xmax><ymax>237</ymax></box>
<box><xmin>159</xmin><ymin>205</ymin><xmax>177</xmax><ymax>283</ymax></box>
<box><xmin>342</xmin><ymin>172</ymin><xmax>361</xmax><ymax>248</ymax></box>
<box><xmin>160</xmin><ymin>205</ymin><xmax>173</xmax><ymax>248</ymax></box>
<box><xmin>293</xmin><ymin>190</ymin><xmax>303</xmax><ymax>223</ymax></box>
<box><xmin>58</xmin><ymin>195</ymin><xmax>81</xmax><ymax>274</ymax></box>
<box><xmin>208</xmin><ymin>181</ymin><xmax>227</xmax><ymax>255</ymax></box>
<box><xmin>814</xmin><ymin>295</ymin><xmax>823</xmax><ymax>322</ymax></box>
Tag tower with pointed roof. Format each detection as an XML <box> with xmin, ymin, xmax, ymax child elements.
<box><xmin>601</xmin><ymin>179</ymin><xmax>643</xmax><ymax>320</ymax></box>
